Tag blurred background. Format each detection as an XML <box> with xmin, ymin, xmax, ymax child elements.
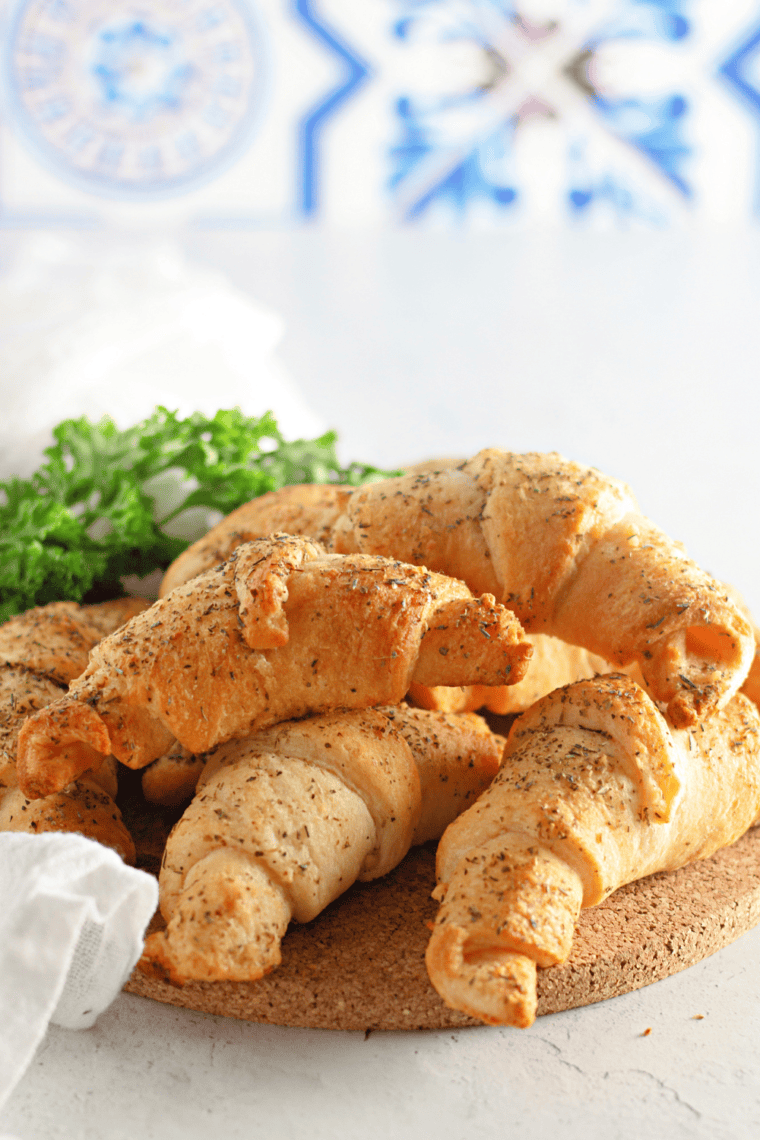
<box><xmin>0</xmin><ymin>0</ymin><xmax>759</xmax><ymax>607</ymax></box>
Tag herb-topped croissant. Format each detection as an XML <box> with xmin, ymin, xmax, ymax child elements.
<box><xmin>0</xmin><ymin>599</ymin><xmax>148</xmax><ymax>862</ymax></box>
<box><xmin>17</xmin><ymin>534</ymin><xmax>530</xmax><ymax>799</ymax></box>
<box><xmin>140</xmin><ymin>704</ymin><xmax>505</xmax><ymax>985</ymax></box>
<box><xmin>161</xmin><ymin>453</ymin><xmax>754</xmax><ymax>728</ymax></box>
<box><xmin>425</xmin><ymin>672</ymin><xmax>760</xmax><ymax>1028</ymax></box>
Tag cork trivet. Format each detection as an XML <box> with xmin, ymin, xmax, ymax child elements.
<box><xmin>124</xmin><ymin>816</ymin><xmax>760</xmax><ymax>1032</ymax></box>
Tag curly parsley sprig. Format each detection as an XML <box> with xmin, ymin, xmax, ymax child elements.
<box><xmin>0</xmin><ymin>407</ymin><xmax>395</xmax><ymax>622</ymax></box>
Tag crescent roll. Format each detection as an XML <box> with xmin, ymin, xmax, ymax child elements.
<box><xmin>17</xmin><ymin>534</ymin><xmax>530</xmax><ymax>799</ymax></box>
<box><xmin>0</xmin><ymin>600</ymin><xmax>147</xmax><ymax>862</ymax></box>
<box><xmin>140</xmin><ymin>704</ymin><xmax>504</xmax><ymax>985</ymax></box>
<box><xmin>162</xmin><ymin>455</ymin><xmax>754</xmax><ymax>728</ymax></box>
<box><xmin>425</xmin><ymin>673</ymin><xmax>760</xmax><ymax>1028</ymax></box>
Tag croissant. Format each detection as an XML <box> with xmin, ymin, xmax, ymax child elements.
<box><xmin>425</xmin><ymin>672</ymin><xmax>760</xmax><ymax>1028</ymax></box>
<box><xmin>161</xmin><ymin>454</ymin><xmax>754</xmax><ymax>727</ymax></box>
<box><xmin>0</xmin><ymin>597</ymin><xmax>150</xmax><ymax>684</ymax></box>
<box><xmin>0</xmin><ymin>599</ymin><xmax>147</xmax><ymax>862</ymax></box>
<box><xmin>18</xmin><ymin>534</ymin><xmax>530</xmax><ymax>799</ymax></box>
<box><xmin>140</xmin><ymin>704</ymin><xmax>504</xmax><ymax>984</ymax></box>
<box><xmin>140</xmin><ymin>742</ymin><xmax>206</xmax><ymax>808</ymax></box>
<box><xmin>409</xmin><ymin>633</ymin><xmax>614</xmax><ymax>717</ymax></box>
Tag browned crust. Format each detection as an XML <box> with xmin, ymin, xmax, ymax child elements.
<box><xmin>408</xmin><ymin>633</ymin><xmax>613</xmax><ymax>718</ymax></box>
<box><xmin>0</xmin><ymin>779</ymin><xmax>135</xmax><ymax>863</ymax></box>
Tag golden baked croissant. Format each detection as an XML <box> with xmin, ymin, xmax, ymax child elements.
<box><xmin>161</xmin><ymin>455</ymin><xmax>754</xmax><ymax>727</ymax></box>
<box><xmin>18</xmin><ymin>534</ymin><xmax>530</xmax><ymax>799</ymax></box>
<box><xmin>409</xmin><ymin>632</ymin><xmax>614</xmax><ymax>717</ymax></box>
<box><xmin>0</xmin><ymin>599</ymin><xmax>147</xmax><ymax>862</ymax></box>
<box><xmin>140</xmin><ymin>742</ymin><xmax>206</xmax><ymax>808</ymax></box>
<box><xmin>333</xmin><ymin>453</ymin><xmax>755</xmax><ymax>727</ymax></box>
<box><xmin>140</xmin><ymin>704</ymin><xmax>504</xmax><ymax>984</ymax></box>
<box><xmin>425</xmin><ymin>672</ymin><xmax>760</xmax><ymax>1028</ymax></box>
<box><xmin>0</xmin><ymin>597</ymin><xmax>149</xmax><ymax>684</ymax></box>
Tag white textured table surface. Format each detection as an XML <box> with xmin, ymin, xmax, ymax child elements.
<box><xmin>7</xmin><ymin>923</ymin><xmax>760</xmax><ymax>1140</ymax></box>
<box><xmin>2</xmin><ymin>228</ymin><xmax>760</xmax><ymax>1140</ymax></box>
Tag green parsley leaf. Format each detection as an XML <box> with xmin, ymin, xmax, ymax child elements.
<box><xmin>0</xmin><ymin>407</ymin><xmax>395</xmax><ymax>621</ymax></box>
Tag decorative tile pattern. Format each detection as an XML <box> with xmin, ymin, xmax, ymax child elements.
<box><xmin>4</xmin><ymin>0</ymin><xmax>267</xmax><ymax>198</ymax></box>
<box><xmin>386</xmin><ymin>0</ymin><xmax>698</xmax><ymax>224</ymax></box>
<box><xmin>294</xmin><ymin>0</ymin><xmax>372</xmax><ymax>216</ymax></box>
<box><xmin>0</xmin><ymin>0</ymin><xmax>758</xmax><ymax>226</ymax></box>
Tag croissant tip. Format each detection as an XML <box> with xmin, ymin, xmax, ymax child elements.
<box><xmin>426</xmin><ymin>923</ymin><xmax>538</xmax><ymax>1028</ymax></box>
<box><xmin>138</xmin><ymin>934</ymin><xmax>186</xmax><ymax>988</ymax></box>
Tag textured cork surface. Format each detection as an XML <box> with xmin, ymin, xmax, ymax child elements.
<box><xmin>124</xmin><ymin>814</ymin><xmax>760</xmax><ymax>1032</ymax></box>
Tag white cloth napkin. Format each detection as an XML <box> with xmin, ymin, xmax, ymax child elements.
<box><xmin>0</xmin><ymin>832</ymin><xmax>158</xmax><ymax>1113</ymax></box>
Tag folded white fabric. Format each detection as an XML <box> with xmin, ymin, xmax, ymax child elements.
<box><xmin>0</xmin><ymin>832</ymin><xmax>158</xmax><ymax>1112</ymax></box>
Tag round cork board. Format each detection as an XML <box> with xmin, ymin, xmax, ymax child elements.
<box><xmin>122</xmin><ymin>778</ymin><xmax>760</xmax><ymax>1031</ymax></box>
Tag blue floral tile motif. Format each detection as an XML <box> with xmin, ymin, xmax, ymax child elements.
<box><xmin>2</xmin><ymin>0</ymin><xmax>760</xmax><ymax>226</ymax></box>
<box><xmin>582</xmin><ymin>91</ymin><xmax>690</xmax><ymax>199</ymax></box>
<box><xmin>392</xmin><ymin>101</ymin><xmax>519</xmax><ymax>219</ymax></box>
<box><xmin>3</xmin><ymin>0</ymin><xmax>269</xmax><ymax>199</ymax></box>
<box><xmin>89</xmin><ymin>22</ymin><xmax>195</xmax><ymax>124</ymax></box>
<box><xmin>389</xmin><ymin>1</ymin><xmax>521</xmax><ymax>221</ymax></box>
<box><xmin>576</xmin><ymin>0</ymin><xmax>693</xmax><ymax>205</ymax></box>
<box><xmin>388</xmin><ymin>0</ymin><xmax>695</xmax><ymax>224</ymax></box>
<box><xmin>719</xmin><ymin>19</ymin><xmax>760</xmax><ymax>117</ymax></box>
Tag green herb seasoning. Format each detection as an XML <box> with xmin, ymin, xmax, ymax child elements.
<box><xmin>0</xmin><ymin>407</ymin><xmax>395</xmax><ymax>621</ymax></box>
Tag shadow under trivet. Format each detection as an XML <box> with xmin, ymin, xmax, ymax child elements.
<box><xmin>124</xmin><ymin>826</ymin><xmax>760</xmax><ymax>1031</ymax></box>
